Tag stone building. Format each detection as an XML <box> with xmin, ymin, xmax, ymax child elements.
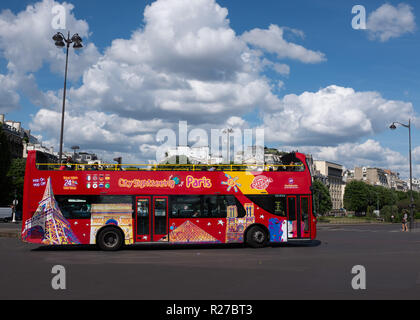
<box><xmin>0</xmin><ymin>114</ymin><xmax>39</xmax><ymax>159</ymax></box>
<box><xmin>354</xmin><ymin>167</ymin><xmax>388</xmax><ymax>187</ymax></box>
<box><xmin>313</xmin><ymin>160</ymin><xmax>345</xmax><ymax>211</ymax></box>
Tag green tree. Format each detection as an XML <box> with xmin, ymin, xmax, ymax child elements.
<box><xmin>382</xmin><ymin>188</ymin><xmax>398</xmax><ymax>207</ymax></box>
<box><xmin>6</xmin><ymin>158</ymin><xmax>26</xmax><ymax>211</ymax></box>
<box><xmin>368</xmin><ymin>185</ymin><xmax>397</xmax><ymax>210</ymax></box>
<box><xmin>396</xmin><ymin>190</ymin><xmax>408</xmax><ymax>201</ymax></box>
<box><xmin>366</xmin><ymin>205</ymin><xmax>375</xmax><ymax>218</ymax></box>
<box><xmin>343</xmin><ymin>180</ymin><xmax>370</xmax><ymax>213</ymax></box>
<box><xmin>396</xmin><ymin>195</ymin><xmax>420</xmax><ymax>214</ymax></box>
<box><xmin>381</xmin><ymin>205</ymin><xmax>399</xmax><ymax>222</ymax></box>
<box><xmin>0</xmin><ymin>126</ymin><xmax>12</xmax><ymax>206</ymax></box>
<box><xmin>312</xmin><ymin>179</ymin><xmax>332</xmax><ymax>215</ymax></box>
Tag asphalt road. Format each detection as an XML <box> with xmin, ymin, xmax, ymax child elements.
<box><xmin>1</xmin><ymin>224</ymin><xmax>420</xmax><ymax>300</ymax></box>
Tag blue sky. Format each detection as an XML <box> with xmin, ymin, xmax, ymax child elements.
<box><xmin>0</xmin><ymin>0</ymin><xmax>419</xmax><ymax>177</ymax></box>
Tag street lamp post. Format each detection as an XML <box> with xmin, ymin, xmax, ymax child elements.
<box><xmin>10</xmin><ymin>176</ymin><xmax>17</xmax><ymax>223</ymax></box>
<box><xmin>390</xmin><ymin>119</ymin><xmax>414</xmax><ymax>231</ymax></box>
<box><xmin>223</xmin><ymin>128</ymin><xmax>233</xmax><ymax>164</ymax></box>
<box><xmin>12</xmin><ymin>189</ymin><xmax>17</xmax><ymax>223</ymax></box>
<box><xmin>52</xmin><ymin>32</ymin><xmax>83</xmax><ymax>164</ymax></box>
<box><xmin>71</xmin><ymin>145</ymin><xmax>80</xmax><ymax>162</ymax></box>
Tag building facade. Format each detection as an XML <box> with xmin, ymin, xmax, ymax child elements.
<box><xmin>1</xmin><ymin>114</ymin><xmax>40</xmax><ymax>159</ymax></box>
<box><xmin>354</xmin><ymin>167</ymin><xmax>388</xmax><ymax>187</ymax></box>
<box><xmin>405</xmin><ymin>178</ymin><xmax>419</xmax><ymax>192</ymax></box>
<box><xmin>23</xmin><ymin>143</ymin><xmax>57</xmax><ymax>163</ymax></box>
<box><xmin>313</xmin><ymin>160</ymin><xmax>345</xmax><ymax>211</ymax></box>
<box><xmin>354</xmin><ymin>167</ymin><xmax>407</xmax><ymax>191</ymax></box>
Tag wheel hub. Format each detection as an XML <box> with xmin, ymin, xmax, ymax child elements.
<box><xmin>104</xmin><ymin>232</ymin><xmax>117</xmax><ymax>247</ymax></box>
<box><xmin>253</xmin><ymin>231</ymin><xmax>265</xmax><ymax>243</ymax></box>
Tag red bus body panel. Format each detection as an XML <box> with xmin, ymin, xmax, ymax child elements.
<box><xmin>22</xmin><ymin>151</ymin><xmax>316</xmax><ymax>245</ymax></box>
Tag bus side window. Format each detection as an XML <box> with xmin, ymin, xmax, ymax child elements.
<box><xmin>137</xmin><ymin>199</ymin><xmax>149</xmax><ymax>217</ymax></box>
<box><xmin>203</xmin><ymin>195</ymin><xmax>228</xmax><ymax>218</ymax></box>
<box><xmin>274</xmin><ymin>195</ymin><xmax>287</xmax><ymax>217</ymax></box>
<box><xmin>56</xmin><ymin>196</ymin><xmax>94</xmax><ymax>219</ymax></box>
<box><xmin>288</xmin><ymin>197</ymin><xmax>296</xmax><ymax>221</ymax></box>
<box><xmin>245</xmin><ymin>195</ymin><xmax>273</xmax><ymax>215</ymax></box>
<box><xmin>170</xmin><ymin>196</ymin><xmax>201</xmax><ymax>218</ymax></box>
<box><xmin>295</xmin><ymin>160</ymin><xmax>305</xmax><ymax>172</ymax></box>
<box><xmin>203</xmin><ymin>195</ymin><xmax>217</xmax><ymax>217</ymax></box>
<box><xmin>245</xmin><ymin>195</ymin><xmax>287</xmax><ymax>218</ymax></box>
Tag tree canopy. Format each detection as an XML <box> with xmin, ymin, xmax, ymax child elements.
<box><xmin>343</xmin><ymin>180</ymin><xmax>406</xmax><ymax>216</ymax></box>
<box><xmin>0</xmin><ymin>126</ymin><xmax>12</xmax><ymax>206</ymax></box>
<box><xmin>312</xmin><ymin>179</ymin><xmax>332</xmax><ymax>215</ymax></box>
<box><xmin>343</xmin><ymin>181</ymin><xmax>371</xmax><ymax>213</ymax></box>
<box><xmin>0</xmin><ymin>126</ymin><xmax>26</xmax><ymax>209</ymax></box>
<box><xmin>6</xmin><ymin>158</ymin><xmax>26</xmax><ymax>210</ymax></box>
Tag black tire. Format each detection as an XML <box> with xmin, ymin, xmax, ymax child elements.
<box><xmin>97</xmin><ymin>227</ymin><xmax>124</xmax><ymax>251</ymax></box>
<box><xmin>246</xmin><ymin>226</ymin><xmax>268</xmax><ymax>248</ymax></box>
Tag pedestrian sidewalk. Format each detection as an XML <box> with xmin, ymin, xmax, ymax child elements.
<box><xmin>0</xmin><ymin>222</ymin><xmax>21</xmax><ymax>239</ymax></box>
<box><xmin>317</xmin><ymin>222</ymin><xmax>391</xmax><ymax>226</ymax></box>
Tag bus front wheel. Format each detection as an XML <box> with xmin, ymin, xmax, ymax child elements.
<box><xmin>246</xmin><ymin>226</ymin><xmax>268</xmax><ymax>248</ymax></box>
<box><xmin>97</xmin><ymin>227</ymin><xmax>124</xmax><ymax>251</ymax></box>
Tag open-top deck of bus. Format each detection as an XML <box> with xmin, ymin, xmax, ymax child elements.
<box><xmin>22</xmin><ymin>150</ymin><xmax>316</xmax><ymax>250</ymax></box>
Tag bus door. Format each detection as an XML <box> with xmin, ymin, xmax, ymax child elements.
<box><xmin>135</xmin><ymin>196</ymin><xmax>169</xmax><ymax>242</ymax></box>
<box><xmin>287</xmin><ymin>195</ymin><xmax>311</xmax><ymax>239</ymax></box>
<box><xmin>299</xmin><ymin>196</ymin><xmax>311</xmax><ymax>239</ymax></box>
<box><xmin>152</xmin><ymin>197</ymin><xmax>169</xmax><ymax>242</ymax></box>
<box><xmin>287</xmin><ymin>196</ymin><xmax>297</xmax><ymax>239</ymax></box>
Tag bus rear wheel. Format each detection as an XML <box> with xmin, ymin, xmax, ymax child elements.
<box><xmin>246</xmin><ymin>226</ymin><xmax>268</xmax><ymax>248</ymax></box>
<box><xmin>97</xmin><ymin>227</ymin><xmax>124</xmax><ymax>251</ymax></box>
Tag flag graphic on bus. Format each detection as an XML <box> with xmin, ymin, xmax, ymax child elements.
<box><xmin>22</xmin><ymin>177</ymin><xmax>80</xmax><ymax>245</ymax></box>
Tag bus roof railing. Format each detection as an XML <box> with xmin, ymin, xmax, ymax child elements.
<box><xmin>35</xmin><ymin>163</ymin><xmax>306</xmax><ymax>172</ymax></box>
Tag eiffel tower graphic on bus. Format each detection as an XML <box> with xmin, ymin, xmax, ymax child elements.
<box><xmin>22</xmin><ymin>177</ymin><xmax>80</xmax><ymax>245</ymax></box>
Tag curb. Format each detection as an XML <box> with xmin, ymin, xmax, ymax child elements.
<box><xmin>317</xmin><ymin>224</ymin><xmax>388</xmax><ymax>227</ymax></box>
<box><xmin>317</xmin><ymin>222</ymin><xmax>393</xmax><ymax>226</ymax></box>
<box><xmin>0</xmin><ymin>230</ymin><xmax>21</xmax><ymax>239</ymax></box>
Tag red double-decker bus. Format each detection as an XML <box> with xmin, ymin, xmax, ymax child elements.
<box><xmin>21</xmin><ymin>150</ymin><xmax>316</xmax><ymax>250</ymax></box>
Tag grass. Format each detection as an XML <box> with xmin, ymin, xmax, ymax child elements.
<box><xmin>317</xmin><ymin>216</ymin><xmax>384</xmax><ymax>224</ymax></box>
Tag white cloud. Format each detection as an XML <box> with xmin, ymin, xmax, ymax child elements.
<box><xmin>260</xmin><ymin>58</ymin><xmax>290</xmax><ymax>76</ymax></box>
<box><xmin>2</xmin><ymin>0</ymin><xmax>415</xmax><ymax>176</ymax></box>
<box><xmin>29</xmin><ymin>108</ymin><xmax>252</xmax><ymax>163</ymax></box>
<box><xmin>0</xmin><ymin>71</ymin><xmax>60</xmax><ymax>113</ymax></box>
<box><xmin>0</xmin><ymin>0</ymin><xmax>326</xmax><ymax>152</ymax></box>
<box><xmin>58</xmin><ymin>0</ymin><xmax>326</xmax><ymax>127</ymax></box>
<box><xmin>367</xmin><ymin>3</ymin><xmax>416</xmax><ymax>42</ymax></box>
<box><xmin>413</xmin><ymin>147</ymin><xmax>420</xmax><ymax>178</ymax></box>
<box><xmin>66</xmin><ymin>0</ymin><xmax>319</xmax><ymax>125</ymax></box>
<box><xmin>272</xmin><ymin>63</ymin><xmax>290</xmax><ymax>76</ymax></box>
<box><xmin>263</xmin><ymin>85</ymin><xmax>416</xmax><ymax>145</ymax></box>
<box><xmin>0</xmin><ymin>0</ymin><xmax>100</xmax><ymax>113</ymax></box>
<box><xmin>242</xmin><ymin>24</ymin><xmax>326</xmax><ymax>64</ymax></box>
<box><xmin>105</xmin><ymin>0</ymin><xmax>245</xmax><ymax>82</ymax></box>
<box><xmin>294</xmin><ymin>139</ymin><xmax>418</xmax><ymax>178</ymax></box>
<box><xmin>0</xmin><ymin>0</ymin><xmax>100</xmax><ymax>78</ymax></box>
<box><xmin>226</xmin><ymin>116</ymin><xmax>246</xmax><ymax>127</ymax></box>
<box><xmin>307</xmin><ymin>140</ymin><xmax>405</xmax><ymax>166</ymax></box>
<box><xmin>0</xmin><ymin>74</ymin><xmax>20</xmax><ymax>113</ymax></box>
<box><xmin>413</xmin><ymin>146</ymin><xmax>420</xmax><ymax>163</ymax></box>
<box><xmin>30</xmin><ymin>109</ymin><xmax>164</xmax><ymax>154</ymax></box>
